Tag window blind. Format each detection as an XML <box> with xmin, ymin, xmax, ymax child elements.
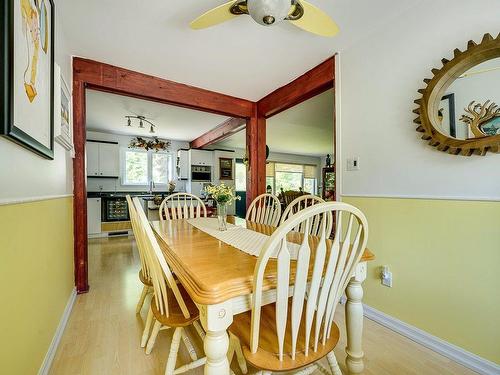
<box><xmin>304</xmin><ymin>165</ymin><xmax>317</xmax><ymax>178</ymax></box>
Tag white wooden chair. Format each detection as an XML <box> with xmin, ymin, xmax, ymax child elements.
<box><xmin>246</xmin><ymin>193</ymin><xmax>282</xmax><ymax>226</ymax></box>
<box><xmin>228</xmin><ymin>202</ymin><xmax>368</xmax><ymax>375</ymax></box>
<box><xmin>159</xmin><ymin>193</ymin><xmax>207</xmax><ymax>222</ymax></box>
<box><xmin>126</xmin><ymin>195</ymin><xmax>153</xmax><ymax>315</ymax></box>
<box><xmin>280</xmin><ymin>194</ymin><xmax>328</xmax><ymax>236</ymax></box>
<box><xmin>132</xmin><ymin>197</ymin><xmax>207</xmax><ymax>374</ymax></box>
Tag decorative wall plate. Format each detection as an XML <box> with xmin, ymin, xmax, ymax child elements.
<box><xmin>414</xmin><ymin>33</ymin><xmax>500</xmax><ymax>156</ymax></box>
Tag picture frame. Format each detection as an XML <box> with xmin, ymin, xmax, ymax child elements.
<box><xmin>0</xmin><ymin>0</ymin><xmax>56</xmax><ymax>159</ymax></box>
<box><xmin>219</xmin><ymin>157</ymin><xmax>233</xmax><ymax>180</ymax></box>
<box><xmin>54</xmin><ymin>63</ymin><xmax>74</xmax><ymax>154</ymax></box>
<box><xmin>480</xmin><ymin>116</ymin><xmax>500</xmax><ymax>136</ymax></box>
<box><xmin>438</xmin><ymin>93</ymin><xmax>456</xmax><ymax>138</ymax></box>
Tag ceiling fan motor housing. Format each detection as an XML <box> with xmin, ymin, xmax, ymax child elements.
<box><xmin>247</xmin><ymin>0</ymin><xmax>292</xmax><ymax>26</ymax></box>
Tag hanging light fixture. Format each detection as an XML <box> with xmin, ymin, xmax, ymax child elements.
<box><xmin>125</xmin><ymin>115</ymin><xmax>157</xmax><ymax>133</ymax></box>
<box><xmin>247</xmin><ymin>0</ymin><xmax>291</xmax><ymax>26</ymax></box>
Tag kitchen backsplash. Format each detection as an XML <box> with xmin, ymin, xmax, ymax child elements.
<box><xmin>87</xmin><ymin>177</ymin><xmax>187</xmax><ymax>193</ymax></box>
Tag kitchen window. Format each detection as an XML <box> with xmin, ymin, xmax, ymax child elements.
<box><xmin>266</xmin><ymin>162</ymin><xmax>318</xmax><ymax>195</ymax></box>
<box><xmin>123</xmin><ymin>149</ymin><xmax>172</xmax><ymax>186</ymax></box>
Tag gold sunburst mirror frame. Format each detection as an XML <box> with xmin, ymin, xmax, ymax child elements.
<box><xmin>414</xmin><ymin>33</ymin><xmax>500</xmax><ymax>156</ymax></box>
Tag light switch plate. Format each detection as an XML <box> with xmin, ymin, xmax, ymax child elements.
<box><xmin>347</xmin><ymin>157</ymin><xmax>360</xmax><ymax>171</ymax></box>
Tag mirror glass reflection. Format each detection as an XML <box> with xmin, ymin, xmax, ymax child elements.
<box><xmin>438</xmin><ymin>57</ymin><xmax>500</xmax><ymax>139</ymax></box>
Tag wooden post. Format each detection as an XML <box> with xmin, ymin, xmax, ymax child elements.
<box><xmin>72</xmin><ymin>79</ymin><xmax>89</xmax><ymax>293</ymax></box>
<box><xmin>246</xmin><ymin>104</ymin><xmax>266</xmax><ymax>208</ymax></box>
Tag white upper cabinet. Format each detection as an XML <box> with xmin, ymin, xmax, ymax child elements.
<box><xmin>98</xmin><ymin>143</ymin><xmax>120</xmax><ymax>176</ymax></box>
<box><xmin>86</xmin><ymin>142</ymin><xmax>100</xmax><ymax>176</ymax></box>
<box><xmin>86</xmin><ymin>141</ymin><xmax>119</xmax><ymax>177</ymax></box>
<box><xmin>189</xmin><ymin>149</ymin><xmax>213</xmax><ymax>166</ymax></box>
<box><xmin>177</xmin><ymin>149</ymin><xmax>189</xmax><ymax>179</ymax></box>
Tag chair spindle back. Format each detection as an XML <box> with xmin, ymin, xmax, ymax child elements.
<box><xmin>280</xmin><ymin>194</ymin><xmax>329</xmax><ymax>236</ymax></box>
<box><xmin>159</xmin><ymin>193</ymin><xmax>207</xmax><ymax>222</ymax></box>
<box><xmin>250</xmin><ymin>202</ymin><xmax>368</xmax><ymax>362</ymax></box>
<box><xmin>246</xmin><ymin>193</ymin><xmax>282</xmax><ymax>226</ymax></box>
<box><xmin>126</xmin><ymin>195</ymin><xmax>151</xmax><ymax>281</ymax></box>
<box><xmin>132</xmin><ymin>197</ymin><xmax>191</xmax><ymax>319</ymax></box>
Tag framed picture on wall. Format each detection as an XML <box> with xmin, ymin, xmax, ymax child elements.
<box><xmin>0</xmin><ymin>0</ymin><xmax>56</xmax><ymax>159</ymax></box>
<box><xmin>54</xmin><ymin>63</ymin><xmax>74</xmax><ymax>154</ymax></box>
<box><xmin>438</xmin><ymin>93</ymin><xmax>456</xmax><ymax>138</ymax></box>
<box><xmin>219</xmin><ymin>157</ymin><xmax>233</xmax><ymax>180</ymax></box>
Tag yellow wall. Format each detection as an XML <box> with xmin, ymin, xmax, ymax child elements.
<box><xmin>0</xmin><ymin>197</ymin><xmax>74</xmax><ymax>374</ymax></box>
<box><xmin>344</xmin><ymin>196</ymin><xmax>500</xmax><ymax>363</ymax></box>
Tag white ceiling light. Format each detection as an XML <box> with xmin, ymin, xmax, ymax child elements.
<box><xmin>247</xmin><ymin>0</ymin><xmax>291</xmax><ymax>26</ymax></box>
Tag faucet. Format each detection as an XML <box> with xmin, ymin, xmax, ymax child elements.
<box><xmin>149</xmin><ymin>180</ymin><xmax>155</xmax><ymax>194</ymax></box>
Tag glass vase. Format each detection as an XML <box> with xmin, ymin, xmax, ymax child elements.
<box><xmin>217</xmin><ymin>202</ymin><xmax>228</xmax><ymax>231</ymax></box>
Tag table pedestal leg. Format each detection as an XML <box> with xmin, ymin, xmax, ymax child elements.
<box><xmin>345</xmin><ymin>262</ymin><xmax>366</xmax><ymax>375</ymax></box>
<box><xmin>199</xmin><ymin>301</ymin><xmax>233</xmax><ymax>375</ymax></box>
<box><xmin>204</xmin><ymin>330</ymin><xmax>230</xmax><ymax>375</ymax></box>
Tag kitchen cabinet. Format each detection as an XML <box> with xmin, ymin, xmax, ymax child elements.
<box><xmin>189</xmin><ymin>149</ymin><xmax>213</xmax><ymax>166</ymax></box>
<box><xmin>177</xmin><ymin>149</ymin><xmax>189</xmax><ymax>179</ymax></box>
<box><xmin>86</xmin><ymin>141</ymin><xmax>119</xmax><ymax>177</ymax></box>
<box><xmin>87</xmin><ymin>198</ymin><xmax>102</xmax><ymax>235</ymax></box>
<box><xmin>86</xmin><ymin>142</ymin><xmax>99</xmax><ymax>176</ymax></box>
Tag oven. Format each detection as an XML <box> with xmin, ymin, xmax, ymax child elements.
<box><xmin>101</xmin><ymin>196</ymin><xmax>130</xmax><ymax>222</ymax></box>
<box><xmin>191</xmin><ymin>165</ymin><xmax>212</xmax><ymax>182</ymax></box>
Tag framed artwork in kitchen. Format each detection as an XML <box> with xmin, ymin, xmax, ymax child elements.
<box><xmin>219</xmin><ymin>157</ymin><xmax>233</xmax><ymax>180</ymax></box>
<box><xmin>0</xmin><ymin>0</ymin><xmax>56</xmax><ymax>159</ymax></box>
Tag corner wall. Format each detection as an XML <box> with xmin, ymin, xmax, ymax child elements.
<box><xmin>0</xmin><ymin>197</ymin><xmax>74</xmax><ymax>374</ymax></box>
<box><xmin>0</xmin><ymin>5</ymin><xmax>75</xmax><ymax>373</ymax></box>
<box><xmin>339</xmin><ymin>0</ymin><xmax>500</xmax><ymax>364</ymax></box>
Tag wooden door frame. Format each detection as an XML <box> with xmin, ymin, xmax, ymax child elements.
<box><xmin>73</xmin><ymin>56</ymin><xmax>335</xmax><ymax>293</ymax></box>
<box><xmin>73</xmin><ymin>58</ymin><xmax>254</xmax><ymax>293</ymax></box>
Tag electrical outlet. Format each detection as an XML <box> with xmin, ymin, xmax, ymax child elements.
<box><xmin>346</xmin><ymin>157</ymin><xmax>360</xmax><ymax>171</ymax></box>
<box><xmin>381</xmin><ymin>265</ymin><xmax>393</xmax><ymax>287</ymax></box>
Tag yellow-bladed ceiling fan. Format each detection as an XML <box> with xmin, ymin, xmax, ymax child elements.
<box><xmin>190</xmin><ymin>0</ymin><xmax>339</xmax><ymax>37</ymax></box>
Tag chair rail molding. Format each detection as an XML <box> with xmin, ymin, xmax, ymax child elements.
<box><xmin>0</xmin><ymin>193</ymin><xmax>74</xmax><ymax>206</ymax></box>
<box><xmin>363</xmin><ymin>304</ymin><xmax>500</xmax><ymax>375</ymax></box>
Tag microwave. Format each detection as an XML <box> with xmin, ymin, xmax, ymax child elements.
<box><xmin>191</xmin><ymin>165</ymin><xmax>211</xmax><ymax>182</ymax></box>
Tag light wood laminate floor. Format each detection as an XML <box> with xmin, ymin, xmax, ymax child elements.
<box><xmin>50</xmin><ymin>236</ymin><xmax>477</xmax><ymax>375</ymax></box>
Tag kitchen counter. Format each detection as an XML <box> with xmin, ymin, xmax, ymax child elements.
<box><xmin>87</xmin><ymin>191</ymin><xmax>171</xmax><ymax>199</ymax></box>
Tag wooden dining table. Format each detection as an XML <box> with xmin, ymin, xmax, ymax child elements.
<box><xmin>151</xmin><ymin>217</ymin><xmax>375</xmax><ymax>375</ymax></box>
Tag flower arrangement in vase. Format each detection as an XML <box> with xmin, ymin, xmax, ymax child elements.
<box><xmin>205</xmin><ymin>183</ymin><xmax>240</xmax><ymax>231</ymax></box>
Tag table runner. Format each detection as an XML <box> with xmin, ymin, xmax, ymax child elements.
<box><xmin>187</xmin><ymin>217</ymin><xmax>299</xmax><ymax>259</ymax></box>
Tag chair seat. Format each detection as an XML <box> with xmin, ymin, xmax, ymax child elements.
<box><xmin>139</xmin><ymin>270</ymin><xmax>153</xmax><ymax>286</ymax></box>
<box><xmin>151</xmin><ymin>283</ymin><xmax>199</xmax><ymax>327</ymax></box>
<box><xmin>228</xmin><ymin>301</ymin><xmax>340</xmax><ymax>372</ymax></box>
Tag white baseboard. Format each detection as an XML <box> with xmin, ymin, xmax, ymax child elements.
<box><xmin>38</xmin><ymin>288</ymin><xmax>77</xmax><ymax>375</ymax></box>
<box><xmin>363</xmin><ymin>304</ymin><xmax>500</xmax><ymax>375</ymax></box>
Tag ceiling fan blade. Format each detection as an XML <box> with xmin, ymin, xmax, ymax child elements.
<box><xmin>190</xmin><ymin>1</ymin><xmax>239</xmax><ymax>30</ymax></box>
<box><xmin>289</xmin><ymin>0</ymin><xmax>339</xmax><ymax>37</ymax></box>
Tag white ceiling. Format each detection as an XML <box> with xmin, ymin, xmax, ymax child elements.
<box><xmin>59</xmin><ymin>0</ymin><xmax>419</xmax><ymax>101</ymax></box>
<box><xmin>85</xmin><ymin>90</ymin><xmax>230</xmax><ymax>141</ymax></box>
<box><xmin>215</xmin><ymin>89</ymin><xmax>334</xmax><ymax>156</ymax></box>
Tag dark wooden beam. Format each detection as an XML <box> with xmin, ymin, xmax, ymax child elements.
<box><xmin>257</xmin><ymin>57</ymin><xmax>334</xmax><ymax>118</ymax></box>
<box><xmin>190</xmin><ymin>117</ymin><xmax>246</xmax><ymax>149</ymax></box>
<box><xmin>73</xmin><ymin>58</ymin><xmax>254</xmax><ymax>118</ymax></box>
<box><xmin>73</xmin><ymin>58</ymin><xmax>256</xmax><ymax>294</ymax></box>
<box><xmin>246</xmin><ymin>105</ymin><xmax>267</xmax><ymax>208</ymax></box>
